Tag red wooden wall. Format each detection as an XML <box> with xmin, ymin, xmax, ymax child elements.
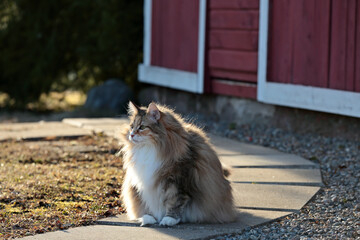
<box><xmin>267</xmin><ymin>0</ymin><xmax>360</xmax><ymax>93</ymax></box>
<box><xmin>206</xmin><ymin>0</ymin><xmax>259</xmax><ymax>99</ymax></box>
<box><xmin>329</xmin><ymin>0</ymin><xmax>360</xmax><ymax>92</ymax></box>
<box><xmin>151</xmin><ymin>0</ymin><xmax>199</xmax><ymax>73</ymax></box>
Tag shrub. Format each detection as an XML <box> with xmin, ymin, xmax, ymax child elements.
<box><xmin>0</xmin><ymin>0</ymin><xmax>143</xmax><ymax>106</ymax></box>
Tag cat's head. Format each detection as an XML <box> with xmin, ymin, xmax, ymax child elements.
<box><xmin>126</xmin><ymin>101</ymin><xmax>164</xmax><ymax>144</ymax></box>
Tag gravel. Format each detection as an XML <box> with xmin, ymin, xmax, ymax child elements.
<box><xmin>190</xmin><ymin>117</ymin><xmax>360</xmax><ymax>240</ymax></box>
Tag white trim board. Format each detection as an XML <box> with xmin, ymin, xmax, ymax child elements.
<box><xmin>261</xmin><ymin>83</ymin><xmax>360</xmax><ymax>118</ymax></box>
<box><xmin>143</xmin><ymin>0</ymin><xmax>152</xmax><ymax>66</ymax></box>
<box><xmin>257</xmin><ymin>0</ymin><xmax>360</xmax><ymax>118</ymax></box>
<box><xmin>196</xmin><ymin>0</ymin><xmax>207</xmax><ymax>93</ymax></box>
<box><xmin>257</xmin><ymin>0</ymin><xmax>269</xmax><ymax>102</ymax></box>
<box><xmin>138</xmin><ymin>0</ymin><xmax>206</xmax><ymax>93</ymax></box>
<box><xmin>139</xmin><ymin>65</ymin><xmax>198</xmax><ymax>92</ymax></box>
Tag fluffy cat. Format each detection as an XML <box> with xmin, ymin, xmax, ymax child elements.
<box><xmin>120</xmin><ymin>102</ymin><xmax>236</xmax><ymax>226</ymax></box>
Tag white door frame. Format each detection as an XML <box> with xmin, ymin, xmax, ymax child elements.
<box><xmin>138</xmin><ymin>0</ymin><xmax>206</xmax><ymax>94</ymax></box>
<box><xmin>257</xmin><ymin>0</ymin><xmax>360</xmax><ymax>118</ymax></box>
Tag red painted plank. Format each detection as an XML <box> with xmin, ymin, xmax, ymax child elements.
<box><xmin>151</xmin><ymin>0</ymin><xmax>199</xmax><ymax>72</ymax></box>
<box><xmin>209</xmin><ymin>30</ymin><xmax>258</xmax><ymax>51</ymax></box>
<box><xmin>291</xmin><ymin>0</ymin><xmax>330</xmax><ymax>87</ymax></box>
<box><xmin>209</xmin><ymin>49</ymin><xmax>258</xmax><ymax>72</ymax></box>
<box><xmin>209</xmin><ymin>69</ymin><xmax>257</xmax><ymax>83</ymax></box>
<box><xmin>329</xmin><ymin>0</ymin><xmax>356</xmax><ymax>91</ymax></box>
<box><xmin>328</xmin><ymin>0</ymin><xmax>347</xmax><ymax>90</ymax></box>
<box><xmin>209</xmin><ymin>0</ymin><xmax>259</xmax><ymax>10</ymax></box>
<box><xmin>267</xmin><ymin>0</ymin><xmax>295</xmax><ymax>83</ymax></box>
<box><xmin>345</xmin><ymin>0</ymin><xmax>356</xmax><ymax>91</ymax></box>
<box><xmin>206</xmin><ymin>0</ymin><xmax>260</xmax><ymax>98</ymax></box>
<box><xmin>203</xmin><ymin>0</ymin><xmax>212</xmax><ymax>94</ymax></box>
<box><xmin>211</xmin><ymin>80</ymin><xmax>257</xmax><ymax>99</ymax></box>
<box><xmin>356</xmin><ymin>0</ymin><xmax>360</xmax><ymax>92</ymax></box>
<box><xmin>210</xmin><ymin>10</ymin><xmax>259</xmax><ymax>30</ymax></box>
<box><xmin>268</xmin><ymin>0</ymin><xmax>330</xmax><ymax>88</ymax></box>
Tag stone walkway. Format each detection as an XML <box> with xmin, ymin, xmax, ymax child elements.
<box><xmin>0</xmin><ymin>118</ymin><xmax>322</xmax><ymax>240</ymax></box>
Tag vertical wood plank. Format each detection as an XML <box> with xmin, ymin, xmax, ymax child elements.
<box><xmin>204</xmin><ymin>0</ymin><xmax>212</xmax><ymax>93</ymax></box>
<box><xmin>151</xmin><ymin>0</ymin><xmax>199</xmax><ymax>72</ymax></box>
<box><xmin>329</xmin><ymin>0</ymin><xmax>355</xmax><ymax>91</ymax></box>
<box><xmin>355</xmin><ymin>0</ymin><xmax>360</xmax><ymax>92</ymax></box>
<box><xmin>267</xmin><ymin>0</ymin><xmax>294</xmax><ymax>83</ymax></box>
<box><xmin>329</xmin><ymin>0</ymin><xmax>357</xmax><ymax>92</ymax></box>
<box><xmin>292</xmin><ymin>0</ymin><xmax>330</xmax><ymax>87</ymax></box>
<box><xmin>151</xmin><ymin>0</ymin><xmax>160</xmax><ymax>67</ymax></box>
<box><xmin>345</xmin><ymin>0</ymin><xmax>356</xmax><ymax>91</ymax></box>
<box><xmin>268</xmin><ymin>0</ymin><xmax>330</xmax><ymax>88</ymax></box>
<box><xmin>163</xmin><ymin>0</ymin><xmax>199</xmax><ymax>72</ymax></box>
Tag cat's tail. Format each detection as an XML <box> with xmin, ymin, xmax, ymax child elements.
<box><xmin>222</xmin><ymin>164</ymin><xmax>231</xmax><ymax>178</ymax></box>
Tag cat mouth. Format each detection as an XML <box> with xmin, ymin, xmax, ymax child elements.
<box><xmin>129</xmin><ymin>136</ymin><xmax>139</xmax><ymax>143</ymax></box>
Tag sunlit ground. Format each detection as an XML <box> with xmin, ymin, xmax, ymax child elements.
<box><xmin>0</xmin><ymin>91</ymin><xmax>86</xmax><ymax>112</ymax></box>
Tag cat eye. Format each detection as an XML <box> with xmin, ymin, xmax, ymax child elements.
<box><xmin>139</xmin><ymin>125</ymin><xmax>146</xmax><ymax>130</ymax></box>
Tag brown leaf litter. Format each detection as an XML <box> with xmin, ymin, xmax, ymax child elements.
<box><xmin>0</xmin><ymin>134</ymin><xmax>125</xmax><ymax>239</ymax></box>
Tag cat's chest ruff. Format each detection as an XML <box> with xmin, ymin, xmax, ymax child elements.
<box><xmin>127</xmin><ymin>144</ymin><xmax>166</xmax><ymax>220</ymax></box>
<box><xmin>128</xmin><ymin>144</ymin><xmax>162</xmax><ymax>190</ymax></box>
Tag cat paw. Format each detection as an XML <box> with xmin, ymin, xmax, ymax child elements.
<box><xmin>159</xmin><ymin>216</ymin><xmax>180</xmax><ymax>226</ymax></box>
<box><xmin>139</xmin><ymin>214</ymin><xmax>157</xmax><ymax>227</ymax></box>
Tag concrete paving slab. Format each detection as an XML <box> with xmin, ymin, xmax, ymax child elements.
<box><xmin>81</xmin><ymin>125</ymin><xmax>124</xmax><ymax>139</ymax></box>
<box><xmin>96</xmin><ymin>209</ymin><xmax>293</xmax><ymax>229</ymax></box>
<box><xmin>20</xmin><ymin>209</ymin><xmax>295</xmax><ymax>240</ymax></box>
<box><xmin>21</xmin><ymin>223</ymin><xmax>240</xmax><ymax>240</ymax></box>
<box><xmin>232</xmin><ymin>183</ymin><xmax>320</xmax><ymax>211</ymax></box>
<box><xmin>237</xmin><ymin>208</ymin><xmax>294</xmax><ymax>227</ymax></box>
<box><xmin>209</xmin><ymin>134</ymin><xmax>281</xmax><ymax>155</ymax></box>
<box><xmin>229</xmin><ymin>168</ymin><xmax>322</xmax><ymax>184</ymax></box>
<box><xmin>23</xmin><ymin>208</ymin><xmax>292</xmax><ymax>240</ymax></box>
<box><xmin>0</xmin><ymin>122</ymin><xmax>92</xmax><ymax>141</ymax></box>
<box><xmin>96</xmin><ymin>213</ymin><xmax>249</xmax><ymax>230</ymax></box>
<box><xmin>62</xmin><ymin>118</ymin><xmax>128</xmax><ymax>128</ymax></box>
<box><xmin>63</xmin><ymin>118</ymin><xmax>128</xmax><ymax>138</ymax></box>
<box><xmin>21</xmin><ymin>213</ymin><xmax>246</xmax><ymax>240</ymax></box>
<box><xmin>219</xmin><ymin>154</ymin><xmax>317</xmax><ymax>167</ymax></box>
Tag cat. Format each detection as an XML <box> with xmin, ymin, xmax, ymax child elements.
<box><xmin>120</xmin><ymin>101</ymin><xmax>236</xmax><ymax>227</ymax></box>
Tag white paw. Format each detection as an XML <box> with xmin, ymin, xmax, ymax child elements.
<box><xmin>159</xmin><ymin>216</ymin><xmax>180</xmax><ymax>226</ymax></box>
<box><xmin>139</xmin><ymin>214</ymin><xmax>157</xmax><ymax>227</ymax></box>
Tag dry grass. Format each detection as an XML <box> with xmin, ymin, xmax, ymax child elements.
<box><xmin>0</xmin><ymin>135</ymin><xmax>124</xmax><ymax>239</ymax></box>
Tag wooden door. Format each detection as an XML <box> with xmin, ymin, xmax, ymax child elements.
<box><xmin>267</xmin><ymin>0</ymin><xmax>360</xmax><ymax>92</ymax></box>
<box><xmin>151</xmin><ymin>0</ymin><xmax>199</xmax><ymax>72</ymax></box>
<box><xmin>328</xmin><ymin>0</ymin><xmax>360</xmax><ymax>92</ymax></box>
<box><xmin>258</xmin><ymin>0</ymin><xmax>360</xmax><ymax>118</ymax></box>
<box><xmin>138</xmin><ymin>0</ymin><xmax>206</xmax><ymax>93</ymax></box>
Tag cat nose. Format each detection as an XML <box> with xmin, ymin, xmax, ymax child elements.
<box><xmin>130</xmin><ymin>133</ymin><xmax>135</xmax><ymax>138</ymax></box>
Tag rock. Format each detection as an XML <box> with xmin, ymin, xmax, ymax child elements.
<box><xmin>249</xmin><ymin>235</ymin><xmax>257</xmax><ymax>240</ymax></box>
<box><xmin>84</xmin><ymin>79</ymin><xmax>133</xmax><ymax>114</ymax></box>
<box><xmin>331</xmin><ymin>195</ymin><xmax>338</xmax><ymax>202</ymax></box>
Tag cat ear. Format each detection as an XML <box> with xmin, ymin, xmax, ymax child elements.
<box><xmin>128</xmin><ymin>101</ymin><xmax>140</xmax><ymax>115</ymax></box>
<box><xmin>147</xmin><ymin>102</ymin><xmax>161</xmax><ymax>122</ymax></box>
